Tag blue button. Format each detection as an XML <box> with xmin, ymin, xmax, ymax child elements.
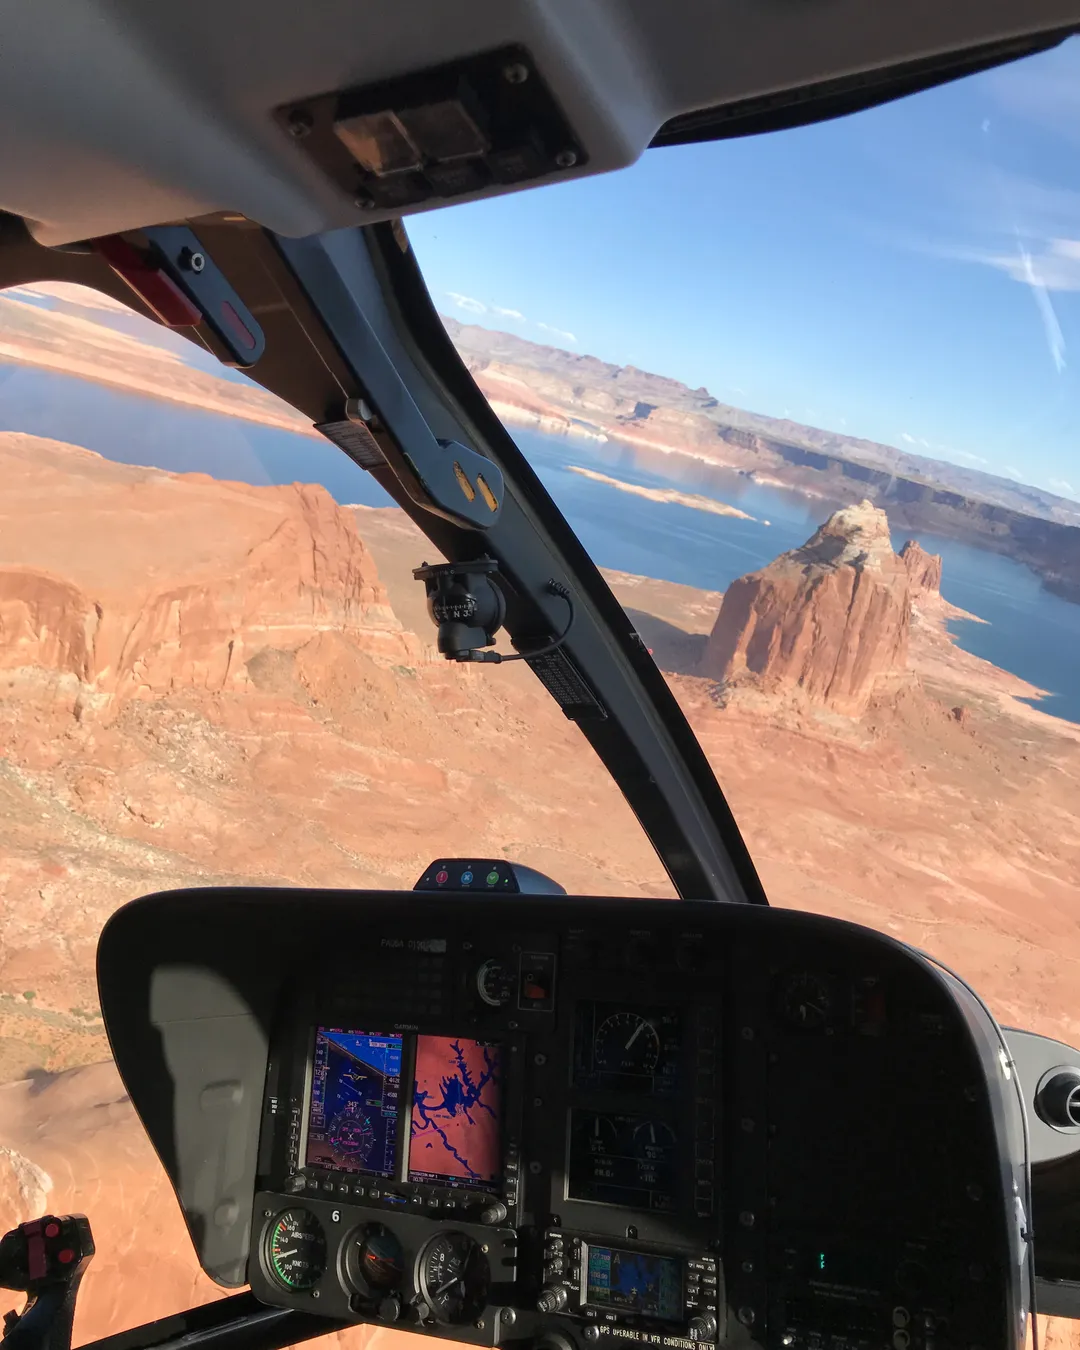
<box><xmin>461</xmin><ymin>871</ymin><xmax>473</xmax><ymax>885</ymax></box>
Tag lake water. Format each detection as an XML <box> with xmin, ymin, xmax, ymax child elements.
<box><xmin>512</xmin><ymin>428</ymin><xmax>1080</xmax><ymax>726</ymax></box>
<box><xmin>2</xmin><ymin>361</ymin><xmax>1078</xmax><ymax>723</ymax></box>
<box><xmin>0</xmin><ymin>363</ymin><xmax>393</xmax><ymax>508</ymax></box>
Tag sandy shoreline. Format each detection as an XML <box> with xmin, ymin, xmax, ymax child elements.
<box><xmin>568</xmin><ymin>465</ymin><xmax>756</xmax><ymax>520</ymax></box>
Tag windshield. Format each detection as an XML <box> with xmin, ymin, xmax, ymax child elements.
<box><xmin>0</xmin><ymin>31</ymin><xmax>1078</xmax><ymax>1350</ymax></box>
<box><xmin>407</xmin><ymin>35</ymin><xmax>1080</xmax><ymax>1049</ymax></box>
<box><xmin>0</xmin><ymin>283</ymin><xmax>672</xmax><ymax>1337</ymax></box>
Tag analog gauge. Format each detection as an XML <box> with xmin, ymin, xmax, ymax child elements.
<box><xmin>587</xmin><ymin>1112</ymin><xmax>619</xmax><ymax>1152</ymax></box>
<box><xmin>328</xmin><ymin>1102</ymin><xmax>375</xmax><ymax>1164</ymax></box>
<box><xmin>343</xmin><ymin>1223</ymin><xmax>405</xmax><ymax>1295</ymax></box>
<box><xmin>571</xmin><ymin>1109</ymin><xmax>620</xmax><ymax>1158</ymax></box>
<box><xmin>417</xmin><ymin>1232</ymin><xmax>490</xmax><ymax>1324</ymax></box>
<box><xmin>476</xmin><ymin>958</ymin><xmax>515</xmax><ymax>1008</ymax></box>
<box><xmin>594</xmin><ymin>1011</ymin><xmax>661</xmax><ymax>1075</ymax></box>
<box><xmin>782</xmin><ymin>973</ymin><xmax>833</xmax><ymax>1030</ymax></box>
<box><xmin>263</xmin><ymin>1208</ymin><xmax>326</xmax><ymax>1293</ymax></box>
<box><xmin>631</xmin><ymin>1118</ymin><xmax>677</xmax><ymax>1163</ymax></box>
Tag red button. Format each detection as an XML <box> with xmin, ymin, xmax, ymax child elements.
<box><xmin>45</xmin><ymin>1223</ymin><xmax>59</xmax><ymax>1239</ymax></box>
<box><xmin>435</xmin><ymin>870</ymin><xmax>448</xmax><ymax>884</ymax></box>
<box><xmin>57</xmin><ymin>1250</ymin><xmax>74</xmax><ymax>1265</ymax></box>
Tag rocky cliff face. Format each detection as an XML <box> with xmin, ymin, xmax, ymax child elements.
<box><xmin>0</xmin><ymin>434</ymin><xmax>416</xmax><ymax>706</ymax></box>
<box><xmin>900</xmin><ymin>540</ymin><xmax>943</xmax><ymax>594</ymax></box>
<box><xmin>700</xmin><ymin>501</ymin><xmax>912</xmax><ymax>714</ymax></box>
<box><xmin>445</xmin><ymin>316</ymin><xmax>1080</xmax><ymax>603</ymax></box>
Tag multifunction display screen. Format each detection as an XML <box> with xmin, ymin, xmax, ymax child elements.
<box><xmin>409</xmin><ymin>1035</ymin><xmax>503</xmax><ymax>1191</ymax></box>
<box><xmin>573</xmin><ymin>1003</ymin><xmax>681</xmax><ymax>1096</ymax></box>
<box><xmin>306</xmin><ymin>1028</ymin><xmax>402</xmax><ymax>1177</ymax></box>
<box><xmin>584</xmin><ymin>1244</ymin><xmax>683</xmax><ymax>1322</ymax></box>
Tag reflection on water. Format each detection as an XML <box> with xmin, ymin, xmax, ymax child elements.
<box><xmin>513</xmin><ymin>428</ymin><xmax>1080</xmax><ymax>725</ymax></box>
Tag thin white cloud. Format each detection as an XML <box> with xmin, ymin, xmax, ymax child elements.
<box><xmin>947</xmin><ymin>449</ymin><xmax>989</xmax><ymax>466</ymax></box>
<box><xmin>491</xmin><ymin>305</ymin><xmax>525</xmax><ymax>321</ymax></box>
<box><xmin>536</xmin><ymin>322</ymin><xmax>577</xmax><ymax>344</ymax></box>
<box><xmin>1018</xmin><ymin>242</ymin><xmax>1067</xmax><ymax>372</ymax></box>
<box><xmin>1002</xmin><ymin>465</ymin><xmax>1024</xmax><ymax>481</ymax></box>
<box><xmin>447</xmin><ymin>292</ymin><xmax>488</xmax><ymax>315</ymax></box>
<box><xmin>900</xmin><ymin>432</ymin><xmax>916</xmax><ymax>444</ymax></box>
<box><xmin>1049</xmin><ymin>477</ymin><xmax>1077</xmax><ymax>497</ymax></box>
<box><xmin>942</xmin><ymin>238</ymin><xmax>1070</xmax><ymax>369</ymax></box>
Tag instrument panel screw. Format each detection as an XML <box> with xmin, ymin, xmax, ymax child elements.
<box><xmin>475</xmin><ymin>1321</ymin><xmax>485</xmax><ymax>1330</ymax></box>
<box><xmin>481</xmin><ymin>1245</ymin><xmax>489</xmax><ymax>1255</ymax></box>
<box><xmin>263</xmin><ymin>1210</ymin><xmax>272</xmax><ymax>1218</ymax></box>
<box><xmin>502</xmin><ymin>63</ymin><xmax>529</xmax><ymax>84</ymax></box>
<box><xmin>626</xmin><ymin>1226</ymin><xmax>637</xmax><ymax>1240</ymax></box>
<box><xmin>311</xmin><ymin>1290</ymin><xmax>320</xmax><ymax>1300</ymax></box>
<box><xmin>533</xmin><ymin>1097</ymin><xmax>543</xmax><ymax>1107</ymax></box>
<box><xmin>501</xmin><ymin>1309</ymin><xmax>517</xmax><ymax>1327</ymax></box>
<box><xmin>287</xmin><ymin>111</ymin><xmax>314</xmax><ymax>138</ymax></box>
<box><xmin>738</xmin><ymin>1307</ymin><xmax>755</xmax><ymax>1327</ymax></box>
<box><xmin>555</xmin><ymin>148</ymin><xmax>578</xmax><ymax>169</ymax></box>
<box><xmin>534</xmin><ymin>1053</ymin><xmax>548</xmax><ymax>1066</ymax></box>
<box><xmin>739</xmin><ymin>1210</ymin><xmax>756</xmax><ymax>1228</ymax></box>
<box><xmin>741</xmin><ymin>1260</ymin><xmax>754</xmax><ymax>1274</ymax></box>
<box><xmin>741</xmin><ymin>1026</ymin><xmax>755</xmax><ymax>1041</ymax></box>
<box><xmin>354</xmin><ymin>195</ymin><xmax>375</xmax><ymax>211</ymax></box>
<box><xmin>529</xmin><ymin>1161</ymin><xmax>543</xmax><ymax>1175</ymax></box>
<box><xmin>179</xmin><ymin>248</ymin><xmax>205</xmax><ymax>273</ymax></box>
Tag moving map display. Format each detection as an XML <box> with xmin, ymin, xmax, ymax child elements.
<box><xmin>306</xmin><ymin>1028</ymin><xmax>402</xmax><ymax>1177</ymax></box>
<box><xmin>585</xmin><ymin>1244</ymin><xmax>683</xmax><ymax>1322</ymax></box>
<box><xmin>409</xmin><ymin>1036</ymin><xmax>503</xmax><ymax>1191</ymax></box>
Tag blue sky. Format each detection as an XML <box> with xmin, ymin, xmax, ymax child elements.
<box><xmin>407</xmin><ymin>37</ymin><xmax>1080</xmax><ymax>501</ymax></box>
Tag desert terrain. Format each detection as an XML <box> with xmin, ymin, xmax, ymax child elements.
<box><xmin>0</xmin><ymin>285</ymin><xmax>1077</xmax><ymax>1346</ymax></box>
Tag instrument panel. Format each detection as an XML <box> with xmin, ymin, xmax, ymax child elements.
<box><xmin>96</xmin><ymin>888</ymin><xmax>1029</xmax><ymax>1350</ymax></box>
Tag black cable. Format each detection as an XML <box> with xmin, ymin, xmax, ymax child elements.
<box><xmin>917</xmin><ymin>950</ymin><xmax>1038</xmax><ymax>1350</ymax></box>
<box><xmin>472</xmin><ymin>581</ymin><xmax>575</xmax><ymax>663</ymax></box>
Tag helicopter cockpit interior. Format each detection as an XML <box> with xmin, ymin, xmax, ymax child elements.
<box><xmin>2</xmin><ymin>5</ymin><xmax>1080</xmax><ymax>1350</ymax></box>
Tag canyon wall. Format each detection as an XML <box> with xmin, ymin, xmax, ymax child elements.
<box><xmin>0</xmin><ymin>434</ymin><xmax>417</xmax><ymax>708</ymax></box>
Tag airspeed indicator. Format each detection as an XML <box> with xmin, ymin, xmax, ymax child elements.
<box><xmin>264</xmin><ymin>1208</ymin><xmax>326</xmax><ymax>1292</ymax></box>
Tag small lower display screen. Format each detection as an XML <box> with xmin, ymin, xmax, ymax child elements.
<box><xmin>409</xmin><ymin>1035</ymin><xmax>503</xmax><ymax>1191</ymax></box>
<box><xmin>306</xmin><ymin>1028</ymin><xmax>402</xmax><ymax>1177</ymax></box>
<box><xmin>585</xmin><ymin>1245</ymin><xmax>683</xmax><ymax>1322</ymax></box>
<box><xmin>567</xmin><ymin>1108</ymin><xmax>677</xmax><ymax>1211</ymax></box>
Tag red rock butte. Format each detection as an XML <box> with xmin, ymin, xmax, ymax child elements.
<box><xmin>700</xmin><ymin>499</ymin><xmax>919</xmax><ymax>715</ymax></box>
<box><xmin>900</xmin><ymin>538</ymin><xmax>943</xmax><ymax>595</ymax></box>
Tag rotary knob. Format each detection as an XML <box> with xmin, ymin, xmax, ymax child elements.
<box><xmin>481</xmin><ymin>1200</ymin><xmax>508</xmax><ymax>1225</ymax></box>
<box><xmin>688</xmin><ymin>1313</ymin><xmax>718</xmax><ymax>1342</ymax></box>
<box><xmin>537</xmin><ymin>1285</ymin><xmax>569</xmax><ymax>1314</ymax></box>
